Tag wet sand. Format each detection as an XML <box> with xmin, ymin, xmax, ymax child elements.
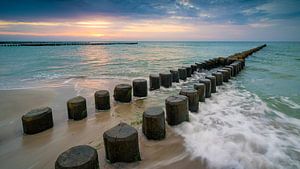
<box><xmin>0</xmin><ymin>79</ymin><xmax>205</xmax><ymax>169</ymax></box>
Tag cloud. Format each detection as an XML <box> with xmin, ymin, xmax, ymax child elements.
<box><xmin>0</xmin><ymin>0</ymin><xmax>299</xmax><ymax>40</ymax></box>
<box><xmin>1</xmin><ymin>0</ymin><xmax>299</xmax><ymax>24</ymax></box>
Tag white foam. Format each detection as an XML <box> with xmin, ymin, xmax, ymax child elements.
<box><xmin>279</xmin><ymin>96</ymin><xmax>300</xmax><ymax>109</ymax></box>
<box><xmin>174</xmin><ymin>82</ymin><xmax>300</xmax><ymax>169</ymax></box>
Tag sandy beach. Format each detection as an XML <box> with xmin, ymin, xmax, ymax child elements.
<box><xmin>0</xmin><ymin>78</ymin><xmax>205</xmax><ymax>169</ymax></box>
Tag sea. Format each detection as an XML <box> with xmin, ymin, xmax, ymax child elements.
<box><xmin>0</xmin><ymin>41</ymin><xmax>300</xmax><ymax>169</ymax></box>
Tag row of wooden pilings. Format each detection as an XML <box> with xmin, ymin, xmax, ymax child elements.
<box><xmin>21</xmin><ymin>44</ymin><xmax>266</xmax><ymax>169</ymax></box>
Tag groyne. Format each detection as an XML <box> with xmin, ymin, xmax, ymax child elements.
<box><xmin>19</xmin><ymin>44</ymin><xmax>267</xmax><ymax>168</ymax></box>
<box><xmin>0</xmin><ymin>41</ymin><xmax>138</xmax><ymax>46</ymax></box>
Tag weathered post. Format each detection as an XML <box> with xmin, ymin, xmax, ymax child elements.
<box><xmin>133</xmin><ymin>79</ymin><xmax>147</xmax><ymax>97</ymax></box>
<box><xmin>205</xmin><ymin>75</ymin><xmax>217</xmax><ymax>93</ymax></box>
<box><xmin>236</xmin><ymin>61</ymin><xmax>243</xmax><ymax>71</ymax></box>
<box><xmin>194</xmin><ymin>83</ymin><xmax>206</xmax><ymax>102</ymax></box>
<box><xmin>67</xmin><ymin>96</ymin><xmax>87</xmax><ymax>120</ymax></box>
<box><xmin>95</xmin><ymin>90</ymin><xmax>110</xmax><ymax>110</ymax></box>
<box><xmin>159</xmin><ymin>72</ymin><xmax>172</xmax><ymax>88</ymax></box>
<box><xmin>55</xmin><ymin>145</ymin><xmax>99</xmax><ymax>169</ymax></box>
<box><xmin>103</xmin><ymin>123</ymin><xmax>141</xmax><ymax>163</ymax></box>
<box><xmin>149</xmin><ymin>74</ymin><xmax>160</xmax><ymax>90</ymax></box>
<box><xmin>191</xmin><ymin>64</ymin><xmax>197</xmax><ymax>73</ymax></box>
<box><xmin>218</xmin><ymin>57</ymin><xmax>226</xmax><ymax>66</ymax></box>
<box><xmin>196</xmin><ymin>62</ymin><xmax>203</xmax><ymax>71</ymax></box>
<box><xmin>217</xmin><ymin>70</ymin><xmax>230</xmax><ymax>82</ymax></box>
<box><xmin>184</xmin><ymin>66</ymin><xmax>192</xmax><ymax>77</ymax></box>
<box><xmin>225</xmin><ymin>65</ymin><xmax>234</xmax><ymax>77</ymax></box>
<box><xmin>170</xmin><ymin>70</ymin><xmax>180</xmax><ymax>83</ymax></box>
<box><xmin>179</xmin><ymin>89</ymin><xmax>199</xmax><ymax>112</ymax></box>
<box><xmin>238</xmin><ymin>59</ymin><xmax>245</xmax><ymax>68</ymax></box>
<box><xmin>212</xmin><ymin>72</ymin><xmax>223</xmax><ymax>86</ymax></box>
<box><xmin>113</xmin><ymin>84</ymin><xmax>132</xmax><ymax>102</ymax></box>
<box><xmin>230</xmin><ymin>64</ymin><xmax>238</xmax><ymax>76</ymax></box>
<box><xmin>142</xmin><ymin>107</ymin><xmax>165</xmax><ymax>140</ymax></box>
<box><xmin>22</xmin><ymin>107</ymin><xmax>53</xmax><ymax>134</ymax></box>
<box><xmin>222</xmin><ymin>68</ymin><xmax>232</xmax><ymax>79</ymax></box>
<box><xmin>199</xmin><ymin>79</ymin><xmax>211</xmax><ymax>98</ymax></box>
<box><xmin>165</xmin><ymin>95</ymin><xmax>189</xmax><ymax>125</ymax></box>
<box><xmin>178</xmin><ymin>68</ymin><xmax>187</xmax><ymax>80</ymax></box>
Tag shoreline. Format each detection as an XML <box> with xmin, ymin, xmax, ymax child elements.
<box><xmin>0</xmin><ymin>80</ymin><xmax>205</xmax><ymax>169</ymax></box>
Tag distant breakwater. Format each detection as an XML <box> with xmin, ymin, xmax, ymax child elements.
<box><xmin>0</xmin><ymin>41</ymin><xmax>138</xmax><ymax>46</ymax></box>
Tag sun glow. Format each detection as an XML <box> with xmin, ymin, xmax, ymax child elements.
<box><xmin>0</xmin><ymin>18</ymin><xmax>195</xmax><ymax>39</ymax></box>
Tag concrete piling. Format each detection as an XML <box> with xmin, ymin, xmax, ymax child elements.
<box><xmin>133</xmin><ymin>79</ymin><xmax>148</xmax><ymax>97</ymax></box>
<box><xmin>113</xmin><ymin>84</ymin><xmax>132</xmax><ymax>102</ymax></box>
<box><xmin>95</xmin><ymin>90</ymin><xmax>110</xmax><ymax>110</ymax></box>
<box><xmin>199</xmin><ymin>79</ymin><xmax>211</xmax><ymax>98</ymax></box>
<box><xmin>170</xmin><ymin>70</ymin><xmax>180</xmax><ymax>83</ymax></box>
<box><xmin>142</xmin><ymin>107</ymin><xmax>165</xmax><ymax>140</ymax></box>
<box><xmin>103</xmin><ymin>122</ymin><xmax>141</xmax><ymax>163</ymax></box>
<box><xmin>159</xmin><ymin>72</ymin><xmax>172</xmax><ymax>88</ymax></box>
<box><xmin>55</xmin><ymin>145</ymin><xmax>99</xmax><ymax>169</ymax></box>
<box><xmin>212</xmin><ymin>72</ymin><xmax>223</xmax><ymax>86</ymax></box>
<box><xmin>22</xmin><ymin>107</ymin><xmax>53</xmax><ymax>134</ymax></box>
<box><xmin>178</xmin><ymin>68</ymin><xmax>187</xmax><ymax>80</ymax></box>
<box><xmin>217</xmin><ymin>70</ymin><xmax>230</xmax><ymax>82</ymax></box>
<box><xmin>179</xmin><ymin>89</ymin><xmax>199</xmax><ymax>112</ymax></box>
<box><xmin>67</xmin><ymin>96</ymin><xmax>87</xmax><ymax>120</ymax></box>
<box><xmin>149</xmin><ymin>74</ymin><xmax>160</xmax><ymax>90</ymax></box>
<box><xmin>194</xmin><ymin>83</ymin><xmax>206</xmax><ymax>102</ymax></box>
<box><xmin>205</xmin><ymin>76</ymin><xmax>217</xmax><ymax>93</ymax></box>
<box><xmin>165</xmin><ymin>95</ymin><xmax>189</xmax><ymax>125</ymax></box>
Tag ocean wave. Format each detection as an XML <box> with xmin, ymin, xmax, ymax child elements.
<box><xmin>174</xmin><ymin>82</ymin><xmax>300</xmax><ymax>169</ymax></box>
<box><xmin>279</xmin><ymin>96</ymin><xmax>300</xmax><ymax>109</ymax></box>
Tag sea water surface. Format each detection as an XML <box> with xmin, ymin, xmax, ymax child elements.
<box><xmin>0</xmin><ymin>42</ymin><xmax>300</xmax><ymax>169</ymax></box>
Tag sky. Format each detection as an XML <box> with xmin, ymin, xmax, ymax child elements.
<box><xmin>0</xmin><ymin>0</ymin><xmax>300</xmax><ymax>41</ymax></box>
